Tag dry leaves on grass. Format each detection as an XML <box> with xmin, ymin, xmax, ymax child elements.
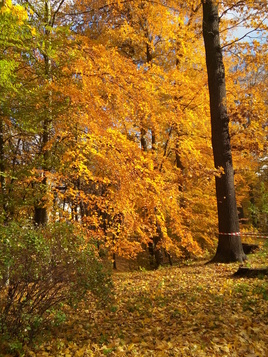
<box><xmin>26</xmin><ymin>256</ymin><xmax>267</xmax><ymax>357</ymax></box>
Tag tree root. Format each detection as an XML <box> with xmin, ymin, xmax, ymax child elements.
<box><xmin>242</xmin><ymin>243</ymin><xmax>259</xmax><ymax>255</ymax></box>
<box><xmin>233</xmin><ymin>267</ymin><xmax>268</xmax><ymax>278</ymax></box>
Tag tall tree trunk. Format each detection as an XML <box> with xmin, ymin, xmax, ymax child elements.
<box><xmin>34</xmin><ymin>0</ymin><xmax>52</xmax><ymax>225</ymax></box>
<box><xmin>202</xmin><ymin>0</ymin><xmax>246</xmax><ymax>262</ymax></box>
<box><xmin>143</xmin><ymin>38</ymin><xmax>164</xmax><ymax>268</ymax></box>
<box><xmin>0</xmin><ymin>118</ymin><xmax>7</xmax><ymax>221</ymax></box>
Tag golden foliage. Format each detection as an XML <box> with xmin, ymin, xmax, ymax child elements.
<box><xmin>0</xmin><ymin>0</ymin><xmax>267</xmax><ymax>260</ymax></box>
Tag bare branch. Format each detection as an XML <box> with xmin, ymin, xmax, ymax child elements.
<box><xmin>221</xmin><ymin>15</ymin><xmax>268</xmax><ymax>50</ymax></box>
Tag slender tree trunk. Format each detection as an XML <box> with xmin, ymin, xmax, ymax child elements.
<box><xmin>34</xmin><ymin>0</ymin><xmax>52</xmax><ymax>225</ymax></box>
<box><xmin>202</xmin><ymin>0</ymin><xmax>246</xmax><ymax>262</ymax></box>
<box><xmin>0</xmin><ymin>118</ymin><xmax>7</xmax><ymax>221</ymax></box>
<box><xmin>151</xmin><ymin>129</ymin><xmax>156</xmax><ymax>151</ymax></box>
<box><xmin>142</xmin><ymin>38</ymin><xmax>164</xmax><ymax>268</ymax></box>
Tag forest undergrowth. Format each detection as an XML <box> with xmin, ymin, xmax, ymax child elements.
<box><xmin>16</xmin><ymin>246</ymin><xmax>268</xmax><ymax>356</ymax></box>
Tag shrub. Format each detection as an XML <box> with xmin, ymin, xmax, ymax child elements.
<box><xmin>0</xmin><ymin>221</ymin><xmax>112</xmax><ymax>351</ymax></box>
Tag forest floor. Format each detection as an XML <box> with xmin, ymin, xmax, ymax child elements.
<box><xmin>25</xmin><ymin>245</ymin><xmax>268</xmax><ymax>357</ymax></box>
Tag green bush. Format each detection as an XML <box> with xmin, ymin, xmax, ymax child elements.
<box><xmin>0</xmin><ymin>221</ymin><xmax>112</xmax><ymax>351</ymax></box>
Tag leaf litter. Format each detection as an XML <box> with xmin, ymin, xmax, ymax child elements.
<box><xmin>25</xmin><ymin>257</ymin><xmax>267</xmax><ymax>357</ymax></box>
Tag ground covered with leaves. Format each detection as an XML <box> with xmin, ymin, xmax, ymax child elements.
<box><xmin>22</xmin><ymin>249</ymin><xmax>268</xmax><ymax>357</ymax></box>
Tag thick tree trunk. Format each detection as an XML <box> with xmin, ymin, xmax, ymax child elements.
<box><xmin>202</xmin><ymin>0</ymin><xmax>246</xmax><ymax>262</ymax></box>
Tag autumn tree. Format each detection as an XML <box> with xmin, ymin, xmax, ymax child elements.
<box><xmin>1</xmin><ymin>0</ymin><xmax>267</xmax><ymax>266</ymax></box>
<box><xmin>202</xmin><ymin>0</ymin><xmax>247</xmax><ymax>262</ymax></box>
<box><xmin>5</xmin><ymin>0</ymin><xmax>76</xmax><ymax>224</ymax></box>
<box><xmin>61</xmin><ymin>0</ymin><xmax>216</xmax><ymax>263</ymax></box>
<box><xmin>0</xmin><ymin>0</ymin><xmax>30</xmax><ymax>222</ymax></box>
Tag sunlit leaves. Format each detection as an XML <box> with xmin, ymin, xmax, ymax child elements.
<box><xmin>24</xmin><ymin>249</ymin><xmax>268</xmax><ymax>356</ymax></box>
<box><xmin>0</xmin><ymin>0</ymin><xmax>267</xmax><ymax>257</ymax></box>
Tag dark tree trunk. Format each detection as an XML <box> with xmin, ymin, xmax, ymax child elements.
<box><xmin>34</xmin><ymin>1</ymin><xmax>52</xmax><ymax>226</ymax></box>
<box><xmin>113</xmin><ymin>253</ymin><xmax>116</xmax><ymax>270</ymax></box>
<box><xmin>202</xmin><ymin>1</ymin><xmax>246</xmax><ymax>262</ymax></box>
<box><xmin>148</xmin><ymin>236</ymin><xmax>163</xmax><ymax>269</ymax></box>
<box><xmin>34</xmin><ymin>206</ymin><xmax>48</xmax><ymax>226</ymax></box>
<box><xmin>0</xmin><ymin>118</ymin><xmax>7</xmax><ymax>221</ymax></box>
<box><xmin>140</xmin><ymin>127</ymin><xmax>147</xmax><ymax>152</ymax></box>
<box><xmin>152</xmin><ymin>129</ymin><xmax>156</xmax><ymax>151</ymax></box>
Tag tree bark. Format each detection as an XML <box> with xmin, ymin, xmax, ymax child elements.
<box><xmin>0</xmin><ymin>118</ymin><xmax>7</xmax><ymax>221</ymax></box>
<box><xmin>34</xmin><ymin>0</ymin><xmax>52</xmax><ymax>226</ymax></box>
<box><xmin>202</xmin><ymin>0</ymin><xmax>246</xmax><ymax>262</ymax></box>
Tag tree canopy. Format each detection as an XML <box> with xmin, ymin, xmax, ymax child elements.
<box><xmin>0</xmin><ymin>0</ymin><xmax>267</xmax><ymax>263</ymax></box>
